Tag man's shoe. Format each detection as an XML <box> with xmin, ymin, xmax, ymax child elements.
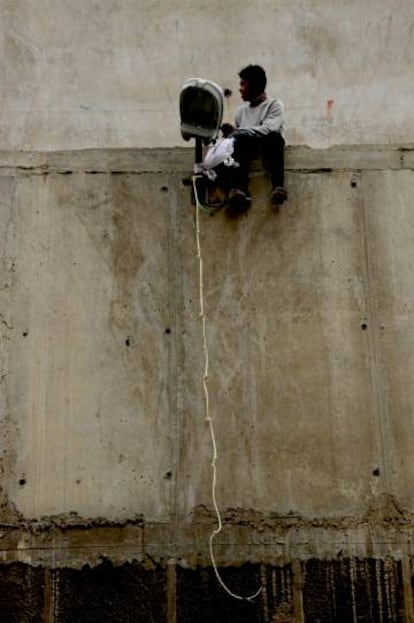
<box><xmin>271</xmin><ymin>186</ymin><xmax>288</xmax><ymax>205</ymax></box>
<box><xmin>206</xmin><ymin>184</ymin><xmax>226</xmax><ymax>207</ymax></box>
<box><xmin>228</xmin><ymin>188</ymin><xmax>251</xmax><ymax>208</ymax></box>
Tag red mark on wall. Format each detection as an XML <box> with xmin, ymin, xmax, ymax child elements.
<box><xmin>327</xmin><ymin>99</ymin><xmax>334</xmax><ymax>113</ymax></box>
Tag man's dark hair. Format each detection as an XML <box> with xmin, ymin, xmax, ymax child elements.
<box><xmin>238</xmin><ymin>65</ymin><xmax>267</xmax><ymax>95</ymax></box>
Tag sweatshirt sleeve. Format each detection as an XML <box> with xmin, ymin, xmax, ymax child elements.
<box><xmin>237</xmin><ymin>99</ymin><xmax>285</xmax><ymax>136</ymax></box>
<box><xmin>234</xmin><ymin>107</ymin><xmax>243</xmax><ymax>129</ymax></box>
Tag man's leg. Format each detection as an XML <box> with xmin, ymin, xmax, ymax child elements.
<box><xmin>229</xmin><ymin>132</ymin><xmax>259</xmax><ymax>195</ymax></box>
<box><xmin>261</xmin><ymin>132</ymin><xmax>285</xmax><ymax>189</ymax></box>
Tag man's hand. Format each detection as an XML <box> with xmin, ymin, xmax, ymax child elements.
<box><xmin>221</xmin><ymin>123</ymin><xmax>235</xmax><ymax>138</ymax></box>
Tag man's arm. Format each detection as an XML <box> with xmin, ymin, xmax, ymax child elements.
<box><xmin>235</xmin><ymin>99</ymin><xmax>284</xmax><ymax>136</ymax></box>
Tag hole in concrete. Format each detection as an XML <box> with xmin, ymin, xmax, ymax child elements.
<box><xmin>164</xmin><ymin>471</ymin><xmax>172</xmax><ymax>480</ymax></box>
<box><xmin>165</xmin><ymin>328</ymin><xmax>171</xmax><ymax>334</ymax></box>
<box><xmin>351</xmin><ymin>180</ymin><xmax>357</xmax><ymax>188</ymax></box>
<box><xmin>22</xmin><ymin>331</ymin><xmax>28</xmax><ymax>337</ymax></box>
<box><xmin>19</xmin><ymin>479</ymin><xmax>26</xmax><ymax>486</ymax></box>
<box><xmin>125</xmin><ymin>337</ymin><xmax>131</xmax><ymax>347</ymax></box>
<box><xmin>160</xmin><ymin>185</ymin><xmax>169</xmax><ymax>192</ymax></box>
<box><xmin>373</xmin><ymin>468</ymin><xmax>380</xmax><ymax>476</ymax></box>
<box><xmin>361</xmin><ymin>323</ymin><xmax>368</xmax><ymax>330</ymax></box>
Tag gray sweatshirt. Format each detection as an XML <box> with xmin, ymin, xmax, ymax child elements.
<box><xmin>234</xmin><ymin>98</ymin><xmax>285</xmax><ymax>140</ymax></box>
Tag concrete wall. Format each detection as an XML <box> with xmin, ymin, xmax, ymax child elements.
<box><xmin>1</xmin><ymin>145</ymin><xmax>414</xmax><ymax>621</ymax></box>
<box><xmin>1</xmin><ymin>0</ymin><xmax>414</xmax><ymax>150</ymax></box>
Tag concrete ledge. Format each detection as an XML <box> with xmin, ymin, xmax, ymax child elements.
<box><xmin>0</xmin><ymin>144</ymin><xmax>414</xmax><ymax>175</ymax></box>
<box><xmin>0</xmin><ymin>514</ymin><xmax>413</xmax><ymax>568</ymax></box>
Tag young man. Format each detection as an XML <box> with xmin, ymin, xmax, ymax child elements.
<box><xmin>222</xmin><ymin>65</ymin><xmax>287</xmax><ymax>208</ymax></box>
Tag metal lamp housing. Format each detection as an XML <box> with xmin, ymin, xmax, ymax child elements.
<box><xmin>180</xmin><ymin>78</ymin><xmax>224</xmax><ymax>143</ymax></box>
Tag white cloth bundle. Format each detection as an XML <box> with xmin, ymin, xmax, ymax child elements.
<box><xmin>194</xmin><ymin>137</ymin><xmax>238</xmax><ymax>180</ymax></box>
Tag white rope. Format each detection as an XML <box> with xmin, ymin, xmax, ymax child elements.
<box><xmin>192</xmin><ymin>176</ymin><xmax>262</xmax><ymax>602</ymax></box>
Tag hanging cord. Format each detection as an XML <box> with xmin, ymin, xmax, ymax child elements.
<box><xmin>192</xmin><ymin>176</ymin><xmax>262</xmax><ymax>602</ymax></box>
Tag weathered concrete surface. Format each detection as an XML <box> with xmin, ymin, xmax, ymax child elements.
<box><xmin>1</xmin><ymin>1</ymin><xmax>414</xmax><ymax>150</ymax></box>
<box><xmin>0</xmin><ymin>559</ymin><xmax>405</xmax><ymax>622</ymax></box>
<box><xmin>2</xmin><ymin>172</ymin><xmax>172</xmax><ymax>522</ymax></box>
<box><xmin>1</xmin><ymin>145</ymin><xmax>414</xmax><ymax>620</ymax></box>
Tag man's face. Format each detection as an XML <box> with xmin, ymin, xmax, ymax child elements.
<box><xmin>239</xmin><ymin>79</ymin><xmax>252</xmax><ymax>101</ymax></box>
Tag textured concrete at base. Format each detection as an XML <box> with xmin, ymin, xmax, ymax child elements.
<box><xmin>0</xmin><ymin>559</ymin><xmax>405</xmax><ymax>622</ymax></box>
<box><xmin>1</xmin><ymin>145</ymin><xmax>414</xmax><ymax>620</ymax></box>
<box><xmin>1</xmin><ymin>1</ymin><xmax>414</xmax><ymax>150</ymax></box>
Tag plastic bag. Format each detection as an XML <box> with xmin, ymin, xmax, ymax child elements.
<box><xmin>194</xmin><ymin>138</ymin><xmax>238</xmax><ymax>180</ymax></box>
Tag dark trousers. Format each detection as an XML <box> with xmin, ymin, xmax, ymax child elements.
<box><xmin>229</xmin><ymin>131</ymin><xmax>285</xmax><ymax>194</ymax></box>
